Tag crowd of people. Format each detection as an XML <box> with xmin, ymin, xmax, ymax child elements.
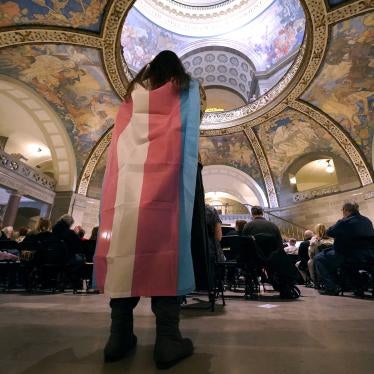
<box><xmin>217</xmin><ymin>202</ymin><xmax>374</xmax><ymax>297</ymax></box>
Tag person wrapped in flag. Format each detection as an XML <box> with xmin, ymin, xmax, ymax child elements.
<box><xmin>94</xmin><ymin>50</ymin><xmax>204</xmax><ymax>369</ymax></box>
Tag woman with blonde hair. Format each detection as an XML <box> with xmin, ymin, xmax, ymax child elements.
<box><xmin>308</xmin><ymin>223</ymin><xmax>334</xmax><ymax>284</ymax></box>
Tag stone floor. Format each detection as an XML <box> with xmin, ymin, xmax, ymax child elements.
<box><xmin>0</xmin><ymin>287</ymin><xmax>373</xmax><ymax>374</ymax></box>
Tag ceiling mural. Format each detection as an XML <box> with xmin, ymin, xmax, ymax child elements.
<box><xmin>254</xmin><ymin>108</ymin><xmax>353</xmax><ymax>190</ymax></box>
<box><xmin>199</xmin><ymin>132</ymin><xmax>265</xmax><ymax>192</ymax></box>
<box><xmin>87</xmin><ymin>146</ymin><xmax>108</xmax><ymax>199</ymax></box>
<box><xmin>302</xmin><ymin>13</ymin><xmax>374</xmax><ymax>166</ymax></box>
<box><xmin>0</xmin><ymin>44</ymin><xmax>120</xmax><ymax>171</ymax></box>
<box><xmin>0</xmin><ymin>0</ymin><xmax>108</xmax><ymax>32</ymax></box>
<box><xmin>122</xmin><ymin>0</ymin><xmax>305</xmax><ymax>72</ymax></box>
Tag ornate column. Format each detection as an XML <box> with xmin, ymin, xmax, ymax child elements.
<box><xmin>3</xmin><ymin>192</ymin><xmax>22</xmax><ymax>227</ymax></box>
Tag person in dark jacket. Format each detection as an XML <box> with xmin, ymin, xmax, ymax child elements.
<box><xmin>242</xmin><ymin>206</ymin><xmax>284</xmax><ymax>257</ymax></box>
<box><xmin>314</xmin><ymin>202</ymin><xmax>374</xmax><ymax>295</ymax></box>
<box><xmin>295</xmin><ymin>230</ymin><xmax>314</xmax><ymax>285</ymax></box>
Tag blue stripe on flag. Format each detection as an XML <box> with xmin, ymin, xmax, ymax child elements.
<box><xmin>177</xmin><ymin>79</ymin><xmax>200</xmax><ymax>295</ymax></box>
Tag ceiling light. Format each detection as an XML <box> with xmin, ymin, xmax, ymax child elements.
<box><xmin>289</xmin><ymin>176</ymin><xmax>296</xmax><ymax>184</ymax></box>
<box><xmin>326</xmin><ymin>160</ymin><xmax>334</xmax><ymax>174</ymax></box>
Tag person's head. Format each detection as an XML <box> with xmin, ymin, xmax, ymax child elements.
<box><xmin>18</xmin><ymin>227</ymin><xmax>28</xmax><ymax>237</ymax></box>
<box><xmin>314</xmin><ymin>223</ymin><xmax>327</xmax><ymax>239</ymax></box>
<box><xmin>342</xmin><ymin>201</ymin><xmax>359</xmax><ymax>218</ymax></box>
<box><xmin>125</xmin><ymin>50</ymin><xmax>190</xmax><ymax>101</ymax></box>
<box><xmin>304</xmin><ymin>230</ymin><xmax>314</xmax><ymax>240</ymax></box>
<box><xmin>38</xmin><ymin>218</ymin><xmax>51</xmax><ymax>233</ymax></box>
<box><xmin>289</xmin><ymin>238</ymin><xmax>297</xmax><ymax>246</ymax></box>
<box><xmin>74</xmin><ymin>226</ymin><xmax>85</xmax><ymax>239</ymax></box>
<box><xmin>251</xmin><ymin>206</ymin><xmax>264</xmax><ymax>218</ymax></box>
<box><xmin>59</xmin><ymin>214</ymin><xmax>74</xmax><ymax>228</ymax></box>
<box><xmin>2</xmin><ymin>226</ymin><xmax>14</xmax><ymax>239</ymax></box>
<box><xmin>235</xmin><ymin>220</ymin><xmax>247</xmax><ymax>234</ymax></box>
<box><xmin>90</xmin><ymin>226</ymin><xmax>99</xmax><ymax>241</ymax></box>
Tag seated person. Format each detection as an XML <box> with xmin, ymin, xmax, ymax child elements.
<box><xmin>89</xmin><ymin>226</ymin><xmax>99</xmax><ymax>241</ymax></box>
<box><xmin>308</xmin><ymin>224</ymin><xmax>334</xmax><ymax>285</ymax></box>
<box><xmin>242</xmin><ymin>206</ymin><xmax>283</xmax><ymax>257</ymax></box>
<box><xmin>314</xmin><ymin>202</ymin><xmax>374</xmax><ymax>295</ymax></box>
<box><xmin>295</xmin><ymin>230</ymin><xmax>314</xmax><ymax>285</ymax></box>
<box><xmin>205</xmin><ymin>204</ymin><xmax>224</xmax><ymax>262</ymax></box>
<box><xmin>15</xmin><ymin>227</ymin><xmax>29</xmax><ymax>243</ymax></box>
<box><xmin>23</xmin><ymin>218</ymin><xmax>53</xmax><ymax>245</ymax></box>
<box><xmin>0</xmin><ymin>226</ymin><xmax>14</xmax><ymax>241</ymax></box>
<box><xmin>74</xmin><ymin>225</ymin><xmax>86</xmax><ymax>240</ymax></box>
<box><xmin>226</xmin><ymin>220</ymin><xmax>247</xmax><ymax>236</ymax></box>
<box><xmin>284</xmin><ymin>238</ymin><xmax>298</xmax><ymax>255</ymax></box>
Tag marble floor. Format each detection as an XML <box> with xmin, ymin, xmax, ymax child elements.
<box><xmin>0</xmin><ymin>287</ymin><xmax>373</xmax><ymax>374</ymax></box>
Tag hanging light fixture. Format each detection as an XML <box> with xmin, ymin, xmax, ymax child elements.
<box><xmin>326</xmin><ymin>159</ymin><xmax>334</xmax><ymax>174</ymax></box>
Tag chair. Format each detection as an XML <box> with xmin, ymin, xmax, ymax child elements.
<box><xmin>38</xmin><ymin>239</ymin><xmax>69</xmax><ymax>292</ymax></box>
<box><xmin>220</xmin><ymin>235</ymin><xmax>261</xmax><ymax>299</ymax></box>
<box><xmin>75</xmin><ymin>240</ymin><xmax>98</xmax><ymax>294</ymax></box>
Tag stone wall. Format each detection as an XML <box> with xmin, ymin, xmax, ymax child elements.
<box><xmin>270</xmin><ymin>184</ymin><xmax>374</xmax><ymax>230</ymax></box>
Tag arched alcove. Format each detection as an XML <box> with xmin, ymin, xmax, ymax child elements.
<box><xmin>279</xmin><ymin>152</ymin><xmax>360</xmax><ymax>206</ymax></box>
<box><xmin>202</xmin><ymin>164</ymin><xmax>268</xmax><ymax>208</ymax></box>
<box><xmin>0</xmin><ymin>75</ymin><xmax>77</xmax><ymax>191</ymax></box>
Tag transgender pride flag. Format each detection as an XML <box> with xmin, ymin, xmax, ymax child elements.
<box><xmin>94</xmin><ymin>80</ymin><xmax>200</xmax><ymax>298</ymax></box>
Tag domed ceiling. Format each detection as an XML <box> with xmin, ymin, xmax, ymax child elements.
<box><xmin>0</xmin><ymin>0</ymin><xmax>372</xmax><ymax>210</ymax></box>
<box><xmin>122</xmin><ymin>0</ymin><xmax>306</xmax><ymax>111</ymax></box>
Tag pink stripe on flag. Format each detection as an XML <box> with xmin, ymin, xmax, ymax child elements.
<box><xmin>131</xmin><ymin>84</ymin><xmax>182</xmax><ymax>295</ymax></box>
<box><xmin>94</xmin><ymin>102</ymin><xmax>133</xmax><ymax>291</ymax></box>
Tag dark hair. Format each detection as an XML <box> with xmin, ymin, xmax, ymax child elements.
<box><xmin>19</xmin><ymin>227</ymin><xmax>28</xmax><ymax>236</ymax></box>
<box><xmin>342</xmin><ymin>201</ymin><xmax>359</xmax><ymax>215</ymax></box>
<box><xmin>38</xmin><ymin>218</ymin><xmax>51</xmax><ymax>233</ymax></box>
<box><xmin>90</xmin><ymin>226</ymin><xmax>99</xmax><ymax>241</ymax></box>
<box><xmin>125</xmin><ymin>50</ymin><xmax>190</xmax><ymax>101</ymax></box>
<box><xmin>235</xmin><ymin>220</ymin><xmax>247</xmax><ymax>234</ymax></box>
<box><xmin>251</xmin><ymin>206</ymin><xmax>263</xmax><ymax>216</ymax></box>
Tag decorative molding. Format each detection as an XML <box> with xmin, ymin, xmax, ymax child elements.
<box><xmin>0</xmin><ymin>29</ymin><xmax>103</xmax><ymax>49</ymax></box>
<box><xmin>327</xmin><ymin>0</ymin><xmax>374</xmax><ymax>25</ymax></box>
<box><xmin>0</xmin><ymin>149</ymin><xmax>55</xmax><ymax>192</ymax></box>
<box><xmin>102</xmin><ymin>0</ymin><xmax>134</xmax><ymax>98</ymax></box>
<box><xmin>77</xmin><ymin>129</ymin><xmax>112</xmax><ymax>195</ymax></box>
<box><xmin>243</xmin><ymin>129</ymin><xmax>279</xmax><ymax>208</ymax></box>
<box><xmin>293</xmin><ymin>184</ymin><xmax>340</xmax><ymax>202</ymax></box>
<box><xmin>201</xmin><ymin>42</ymin><xmax>307</xmax><ymax>128</ymax></box>
<box><xmin>289</xmin><ymin>100</ymin><xmax>373</xmax><ymax>186</ymax></box>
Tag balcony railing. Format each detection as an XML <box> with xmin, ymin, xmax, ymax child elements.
<box><xmin>293</xmin><ymin>185</ymin><xmax>340</xmax><ymax>202</ymax></box>
<box><xmin>0</xmin><ymin>149</ymin><xmax>56</xmax><ymax>191</ymax></box>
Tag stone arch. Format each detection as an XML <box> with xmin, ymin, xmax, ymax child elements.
<box><xmin>0</xmin><ymin>75</ymin><xmax>77</xmax><ymax>191</ymax></box>
<box><xmin>279</xmin><ymin>151</ymin><xmax>360</xmax><ymax>206</ymax></box>
<box><xmin>202</xmin><ymin>165</ymin><xmax>268</xmax><ymax>208</ymax></box>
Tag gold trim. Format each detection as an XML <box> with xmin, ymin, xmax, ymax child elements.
<box><xmin>77</xmin><ymin>129</ymin><xmax>112</xmax><ymax>195</ymax></box>
<box><xmin>327</xmin><ymin>0</ymin><xmax>374</xmax><ymax>24</ymax></box>
<box><xmin>289</xmin><ymin>101</ymin><xmax>373</xmax><ymax>186</ymax></box>
<box><xmin>0</xmin><ymin>29</ymin><xmax>103</xmax><ymax>49</ymax></box>
<box><xmin>243</xmin><ymin>129</ymin><xmax>279</xmax><ymax>208</ymax></box>
<box><xmin>101</xmin><ymin>0</ymin><xmax>134</xmax><ymax>98</ymax></box>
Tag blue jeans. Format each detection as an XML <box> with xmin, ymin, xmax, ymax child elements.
<box><xmin>314</xmin><ymin>249</ymin><xmax>344</xmax><ymax>291</ymax></box>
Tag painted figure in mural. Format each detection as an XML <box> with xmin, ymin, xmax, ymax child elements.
<box><xmin>94</xmin><ymin>51</ymin><xmax>202</xmax><ymax>369</ymax></box>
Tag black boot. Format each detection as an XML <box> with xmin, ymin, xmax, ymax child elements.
<box><xmin>151</xmin><ymin>297</ymin><xmax>193</xmax><ymax>370</ymax></box>
<box><xmin>104</xmin><ymin>297</ymin><xmax>139</xmax><ymax>362</ymax></box>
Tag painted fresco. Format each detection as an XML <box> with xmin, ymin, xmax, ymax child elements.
<box><xmin>122</xmin><ymin>0</ymin><xmax>305</xmax><ymax>72</ymax></box>
<box><xmin>303</xmin><ymin>14</ymin><xmax>374</xmax><ymax>165</ymax></box>
<box><xmin>255</xmin><ymin>109</ymin><xmax>351</xmax><ymax>189</ymax></box>
<box><xmin>0</xmin><ymin>0</ymin><xmax>107</xmax><ymax>32</ymax></box>
<box><xmin>87</xmin><ymin>146</ymin><xmax>108</xmax><ymax>199</ymax></box>
<box><xmin>0</xmin><ymin>44</ymin><xmax>120</xmax><ymax>171</ymax></box>
<box><xmin>199</xmin><ymin>132</ymin><xmax>265</xmax><ymax>191</ymax></box>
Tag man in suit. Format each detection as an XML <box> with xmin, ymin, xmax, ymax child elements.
<box><xmin>315</xmin><ymin>202</ymin><xmax>374</xmax><ymax>295</ymax></box>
